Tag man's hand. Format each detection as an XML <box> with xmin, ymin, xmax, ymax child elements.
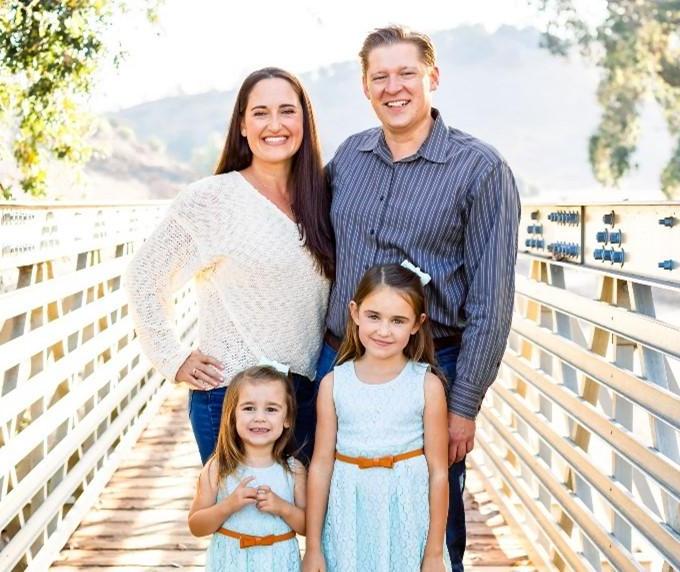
<box><xmin>448</xmin><ymin>412</ymin><xmax>476</xmax><ymax>465</ymax></box>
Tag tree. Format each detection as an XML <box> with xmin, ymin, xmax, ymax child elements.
<box><xmin>0</xmin><ymin>0</ymin><xmax>160</xmax><ymax>198</ymax></box>
<box><xmin>533</xmin><ymin>0</ymin><xmax>680</xmax><ymax>198</ymax></box>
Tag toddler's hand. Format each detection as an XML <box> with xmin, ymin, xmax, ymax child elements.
<box><xmin>302</xmin><ymin>549</ymin><xmax>326</xmax><ymax>572</ymax></box>
<box><xmin>255</xmin><ymin>485</ymin><xmax>286</xmax><ymax>516</ymax></box>
<box><xmin>223</xmin><ymin>476</ymin><xmax>257</xmax><ymax>512</ymax></box>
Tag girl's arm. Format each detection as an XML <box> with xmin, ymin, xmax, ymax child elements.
<box><xmin>302</xmin><ymin>373</ymin><xmax>338</xmax><ymax>572</ymax></box>
<box><xmin>422</xmin><ymin>372</ymin><xmax>450</xmax><ymax>571</ymax></box>
<box><xmin>255</xmin><ymin>459</ymin><xmax>307</xmax><ymax>535</ymax></box>
<box><xmin>187</xmin><ymin>460</ymin><xmax>257</xmax><ymax>536</ymax></box>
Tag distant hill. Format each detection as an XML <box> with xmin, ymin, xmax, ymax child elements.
<box><xmin>113</xmin><ymin>25</ymin><xmax>671</xmax><ymax>200</ymax></box>
<box><xmin>83</xmin><ymin>120</ymin><xmax>195</xmax><ymax>200</ymax></box>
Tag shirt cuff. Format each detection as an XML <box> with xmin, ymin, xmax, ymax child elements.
<box><xmin>448</xmin><ymin>377</ymin><xmax>485</xmax><ymax>420</ymax></box>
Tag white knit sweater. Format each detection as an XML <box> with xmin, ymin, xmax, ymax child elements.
<box><xmin>125</xmin><ymin>171</ymin><xmax>330</xmax><ymax>383</ymax></box>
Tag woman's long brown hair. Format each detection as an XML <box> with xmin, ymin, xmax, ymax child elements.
<box><xmin>214</xmin><ymin>67</ymin><xmax>334</xmax><ymax>279</ymax></box>
<box><xmin>335</xmin><ymin>264</ymin><xmax>441</xmax><ymax>380</ymax></box>
<box><xmin>212</xmin><ymin>366</ymin><xmax>297</xmax><ymax>484</ymax></box>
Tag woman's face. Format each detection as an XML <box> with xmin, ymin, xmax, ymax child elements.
<box><xmin>241</xmin><ymin>78</ymin><xmax>304</xmax><ymax>168</ymax></box>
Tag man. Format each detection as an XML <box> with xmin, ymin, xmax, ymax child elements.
<box><xmin>316</xmin><ymin>25</ymin><xmax>520</xmax><ymax>570</ymax></box>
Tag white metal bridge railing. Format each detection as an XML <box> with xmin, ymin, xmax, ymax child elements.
<box><xmin>470</xmin><ymin>202</ymin><xmax>680</xmax><ymax>571</ymax></box>
<box><xmin>0</xmin><ymin>201</ymin><xmax>196</xmax><ymax>571</ymax></box>
<box><xmin>0</xmin><ymin>200</ymin><xmax>679</xmax><ymax>571</ymax></box>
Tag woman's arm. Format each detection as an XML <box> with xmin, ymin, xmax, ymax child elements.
<box><xmin>125</xmin><ymin>196</ymin><xmax>223</xmax><ymax>388</ymax></box>
<box><xmin>422</xmin><ymin>372</ymin><xmax>449</xmax><ymax>571</ymax></box>
<box><xmin>302</xmin><ymin>373</ymin><xmax>337</xmax><ymax>572</ymax></box>
<box><xmin>255</xmin><ymin>459</ymin><xmax>307</xmax><ymax>535</ymax></box>
<box><xmin>188</xmin><ymin>461</ymin><xmax>257</xmax><ymax>536</ymax></box>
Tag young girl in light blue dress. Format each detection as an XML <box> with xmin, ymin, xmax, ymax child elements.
<box><xmin>304</xmin><ymin>263</ymin><xmax>452</xmax><ymax>572</ymax></box>
<box><xmin>188</xmin><ymin>365</ymin><xmax>305</xmax><ymax>571</ymax></box>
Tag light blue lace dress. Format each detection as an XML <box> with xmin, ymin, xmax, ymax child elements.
<box><xmin>322</xmin><ymin>360</ymin><xmax>452</xmax><ymax>572</ymax></box>
<box><xmin>206</xmin><ymin>460</ymin><xmax>301</xmax><ymax>571</ymax></box>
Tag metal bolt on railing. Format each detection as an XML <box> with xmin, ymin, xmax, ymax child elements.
<box><xmin>611</xmin><ymin>250</ymin><xmax>624</xmax><ymax>265</ymax></box>
<box><xmin>609</xmin><ymin>230</ymin><xmax>622</xmax><ymax>245</ymax></box>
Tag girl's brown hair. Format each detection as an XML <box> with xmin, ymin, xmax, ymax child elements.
<box><xmin>212</xmin><ymin>366</ymin><xmax>297</xmax><ymax>484</ymax></box>
<box><xmin>335</xmin><ymin>264</ymin><xmax>439</xmax><ymax>373</ymax></box>
<box><xmin>214</xmin><ymin>67</ymin><xmax>334</xmax><ymax>279</ymax></box>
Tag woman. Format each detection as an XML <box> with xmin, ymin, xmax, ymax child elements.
<box><xmin>125</xmin><ymin>67</ymin><xmax>333</xmax><ymax>464</ymax></box>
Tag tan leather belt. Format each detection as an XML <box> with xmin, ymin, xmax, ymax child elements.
<box><xmin>217</xmin><ymin>527</ymin><xmax>296</xmax><ymax>549</ymax></box>
<box><xmin>335</xmin><ymin>447</ymin><xmax>424</xmax><ymax>469</ymax></box>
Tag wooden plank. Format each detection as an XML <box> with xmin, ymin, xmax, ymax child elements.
<box><xmin>105</xmin><ymin>477</ymin><xmax>197</xmax><ymax>491</ymax></box>
<box><xmin>51</xmin><ymin>568</ymin><xmax>205</xmax><ymax>572</ymax></box>
<box><xmin>52</xmin><ymin>549</ymin><xmax>205</xmax><ymax>567</ymax></box>
<box><xmin>463</xmin><ymin>547</ymin><xmax>532</xmax><ymax>567</ymax></box>
<box><xmin>65</xmin><ymin>535</ymin><xmax>207</xmax><ymax>551</ymax></box>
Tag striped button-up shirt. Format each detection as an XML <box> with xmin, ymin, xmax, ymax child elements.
<box><xmin>326</xmin><ymin>109</ymin><xmax>520</xmax><ymax>419</ymax></box>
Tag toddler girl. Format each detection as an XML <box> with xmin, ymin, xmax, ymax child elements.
<box><xmin>189</xmin><ymin>365</ymin><xmax>305</xmax><ymax>571</ymax></box>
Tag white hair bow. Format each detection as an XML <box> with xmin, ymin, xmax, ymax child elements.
<box><xmin>401</xmin><ymin>259</ymin><xmax>431</xmax><ymax>286</ymax></box>
<box><xmin>257</xmin><ymin>357</ymin><xmax>290</xmax><ymax>375</ymax></box>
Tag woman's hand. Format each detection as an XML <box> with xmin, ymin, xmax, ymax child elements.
<box><xmin>421</xmin><ymin>553</ymin><xmax>446</xmax><ymax>572</ymax></box>
<box><xmin>302</xmin><ymin>549</ymin><xmax>327</xmax><ymax>572</ymax></box>
<box><xmin>176</xmin><ymin>349</ymin><xmax>224</xmax><ymax>390</ymax></box>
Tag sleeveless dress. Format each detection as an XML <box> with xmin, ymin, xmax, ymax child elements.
<box><xmin>322</xmin><ymin>360</ymin><xmax>452</xmax><ymax>572</ymax></box>
<box><xmin>206</xmin><ymin>461</ymin><xmax>301</xmax><ymax>571</ymax></box>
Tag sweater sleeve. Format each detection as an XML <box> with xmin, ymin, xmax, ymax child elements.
<box><xmin>124</xmin><ymin>193</ymin><xmax>205</xmax><ymax>381</ymax></box>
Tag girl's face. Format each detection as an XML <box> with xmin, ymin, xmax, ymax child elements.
<box><xmin>234</xmin><ymin>380</ymin><xmax>290</xmax><ymax>451</ymax></box>
<box><xmin>350</xmin><ymin>286</ymin><xmax>425</xmax><ymax>359</ymax></box>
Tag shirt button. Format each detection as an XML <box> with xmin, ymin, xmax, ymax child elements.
<box><xmin>369</xmin><ymin>229</ymin><xmax>375</xmax><ymax>235</ymax></box>
<box><xmin>379</xmin><ymin>196</ymin><xmax>385</xmax><ymax>201</ymax></box>
<box><xmin>363</xmin><ymin>264</ymin><xmax>369</xmax><ymax>270</ymax></box>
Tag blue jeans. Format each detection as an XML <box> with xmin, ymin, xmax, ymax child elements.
<box><xmin>188</xmin><ymin>373</ymin><xmax>317</xmax><ymax>465</ymax></box>
<box><xmin>315</xmin><ymin>341</ymin><xmax>466</xmax><ymax>571</ymax></box>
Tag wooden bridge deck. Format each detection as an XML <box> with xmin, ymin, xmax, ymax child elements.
<box><xmin>50</xmin><ymin>385</ymin><xmax>535</xmax><ymax>571</ymax></box>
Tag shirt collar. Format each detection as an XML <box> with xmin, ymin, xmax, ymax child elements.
<box><xmin>358</xmin><ymin>108</ymin><xmax>449</xmax><ymax>164</ymax></box>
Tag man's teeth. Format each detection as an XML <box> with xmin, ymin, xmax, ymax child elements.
<box><xmin>386</xmin><ymin>100</ymin><xmax>408</xmax><ymax>107</ymax></box>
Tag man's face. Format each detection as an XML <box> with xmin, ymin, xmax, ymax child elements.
<box><xmin>362</xmin><ymin>42</ymin><xmax>439</xmax><ymax>136</ymax></box>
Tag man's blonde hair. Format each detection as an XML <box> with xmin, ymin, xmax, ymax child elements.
<box><xmin>359</xmin><ymin>25</ymin><xmax>436</xmax><ymax>76</ymax></box>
